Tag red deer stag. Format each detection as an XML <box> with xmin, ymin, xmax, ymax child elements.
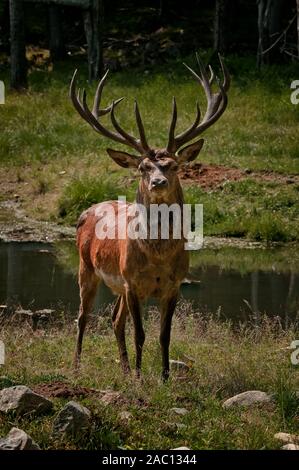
<box><xmin>70</xmin><ymin>54</ymin><xmax>230</xmax><ymax>380</ymax></box>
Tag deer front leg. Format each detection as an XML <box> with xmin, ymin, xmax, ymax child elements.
<box><xmin>125</xmin><ymin>287</ymin><xmax>145</xmax><ymax>377</ymax></box>
<box><xmin>112</xmin><ymin>295</ymin><xmax>131</xmax><ymax>374</ymax></box>
<box><xmin>160</xmin><ymin>293</ymin><xmax>178</xmax><ymax>381</ymax></box>
<box><xmin>74</xmin><ymin>262</ymin><xmax>99</xmax><ymax>369</ymax></box>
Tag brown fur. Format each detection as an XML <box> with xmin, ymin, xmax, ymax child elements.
<box><xmin>75</xmin><ymin>152</ymin><xmax>189</xmax><ymax>379</ymax></box>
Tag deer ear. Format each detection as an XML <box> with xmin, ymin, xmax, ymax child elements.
<box><xmin>106</xmin><ymin>148</ymin><xmax>141</xmax><ymax>168</ymax></box>
<box><xmin>177</xmin><ymin>139</ymin><xmax>204</xmax><ymax>165</ymax></box>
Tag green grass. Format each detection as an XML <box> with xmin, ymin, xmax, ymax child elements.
<box><xmin>0</xmin><ymin>55</ymin><xmax>299</xmax><ymax>241</ymax></box>
<box><xmin>58</xmin><ymin>176</ymin><xmax>299</xmax><ymax>242</ymax></box>
<box><xmin>0</xmin><ymin>303</ymin><xmax>298</xmax><ymax>449</ymax></box>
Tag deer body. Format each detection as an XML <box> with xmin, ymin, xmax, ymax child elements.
<box><xmin>70</xmin><ymin>54</ymin><xmax>230</xmax><ymax>379</ymax></box>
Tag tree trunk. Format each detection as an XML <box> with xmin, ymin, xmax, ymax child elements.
<box><xmin>9</xmin><ymin>0</ymin><xmax>27</xmax><ymax>90</ymax></box>
<box><xmin>83</xmin><ymin>0</ymin><xmax>104</xmax><ymax>82</ymax></box>
<box><xmin>214</xmin><ymin>0</ymin><xmax>228</xmax><ymax>53</ymax></box>
<box><xmin>49</xmin><ymin>4</ymin><xmax>65</xmax><ymax>61</ymax></box>
<box><xmin>257</xmin><ymin>0</ymin><xmax>284</xmax><ymax>67</ymax></box>
<box><xmin>297</xmin><ymin>0</ymin><xmax>299</xmax><ymax>58</ymax></box>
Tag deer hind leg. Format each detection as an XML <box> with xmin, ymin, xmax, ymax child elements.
<box><xmin>160</xmin><ymin>292</ymin><xmax>178</xmax><ymax>381</ymax></box>
<box><xmin>112</xmin><ymin>295</ymin><xmax>130</xmax><ymax>374</ymax></box>
<box><xmin>125</xmin><ymin>288</ymin><xmax>145</xmax><ymax>378</ymax></box>
<box><xmin>74</xmin><ymin>261</ymin><xmax>99</xmax><ymax>368</ymax></box>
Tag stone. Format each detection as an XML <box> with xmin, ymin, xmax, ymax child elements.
<box><xmin>0</xmin><ymin>427</ymin><xmax>40</xmax><ymax>450</ymax></box>
<box><xmin>119</xmin><ymin>411</ymin><xmax>133</xmax><ymax>422</ymax></box>
<box><xmin>169</xmin><ymin>407</ymin><xmax>189</xmax><ymax>416</ymax></box>
<box><xmin>52</xmin><ymin>401</ymin><xmax>91</xmax><ymax>437</ymax></box>
<box><xmin>282</xmin><ymin>444</ymin><xmax>299</xmax><ymax>450</ymax></box>
<box><xmin>100</xmin><ymin>391</ymin><xmax>123</xmax><ymax>406</ymax></box>
<box><xmin>171</xmin><ymin>447</ymin><xmax>190</xmax><ymax>450</ymax></box>
<box><xmin>223</xmin><ymin>391</ymin><xmax>272</xmax><ymax>409</ymax></box>
<box><xmin>169</xmin><ymin>360</ymin><xmax>190</xmax><ymax>372</ymax></box>
<box><xmin>274</xmin><ymin>432</ymin><xmax>299</xmax><ymax>444</ymax></box>
<box><xmin>0</xmin><ymin>386</ymin><xmax>53</xmax><ymax>415</ymax></box>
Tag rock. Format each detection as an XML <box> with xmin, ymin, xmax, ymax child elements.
<box><xmin>170</xmin><ymin>407</ymin><xmax>189</xmax><ymax>416</ymax></box>
<box><xmin>0</xmin><ymin>427</ymin><xmax>40</xmax><ymax>450</ymax></box>
<box><xmin>0</xmin><ymin>386</ymin><xmax>53</xmax><ymax>415</ymax></box>
<box><xmin>223</xmin><ymin>391</ymin><xmax>272</xmax><ymax>409</ymax></box>
<box><xmin>119</xmin><ymin>411</ymin><xmax>133</xmax><ymax>422</ymax></box>
<box><xmin>100</xmin><ymin>391</ymin><xmax>123</xmax><ymax>406</ymax></box>
<box><xmin>53</xmin><ymin>401</ymin><xmax>91</xmax><ymax>437</ymax></box>
<box><xmin>169</xmin><ymin>360</ymin><xmax>190</xmax><ymax>372</ymax></box>
<box><xmin>282</xmin><ymin>444</ymin><xmax>299</xmax><ymax>450</ymax></box>
<box><xmin>171</xmin><ymin>447</ymin><xmax>190</xmax><ymax>450</ymax></box>
<box><xmin>274</xmin><ymin>432</ymin><xmax>299</xmax><ymax>444</ymax></box>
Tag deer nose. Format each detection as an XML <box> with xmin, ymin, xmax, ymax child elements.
<box><xmin>151</xmin><ymin>178</ymin><xmax>168</xmax><ymax>188</ymax></box>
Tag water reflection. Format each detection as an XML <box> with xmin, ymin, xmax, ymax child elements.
<box><xmin>0</xmin><ymin>242</ymin><xmax>298</xmax><ymax>322</ymax></box>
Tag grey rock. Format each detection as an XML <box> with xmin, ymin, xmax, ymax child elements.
<box><xmin>169</xmin><ymin>360</ymin><xmax>190</xmax><ymax>372</ymax></box>
<box><xmin>0</xmin><ymin>386</ymin><xmax>53</xmax><ymax>415</ymax></box>
<box><xmin>223</xmin><ymin>390</ymin><xmax>272</xmax><ymax>409</ymax></box>
<box><xmin>282</xmin><ymin>444</ymin><xmax>299</xmax><ymax>450</ymax></box>
<box><xmin>53</xmin><ymin>401</ymin><xmax>91</xmax><ymax>437</ymax></box>
<box><xmin>119</xmin><ymin>411</ymin><xmax>133</xmax><ymax>422</ymax></box>
<box><xmin>274</xmin><ymin>432</ymin><xmax>299</xmax><ymax>444</ymax></box>
<box><xmin>0</xmin><ymin>427</ymin><xmax>40</xmax><ymax>450</ymax></box>
<box><xmin>171</xmin><ymin>446</ymin><xmax>190</xmax><ymax>450</ymax></box>
<box><xmin>170</xmin><ymin>407</ymin><xmax>189</xmax><ymax>416</ymax></box>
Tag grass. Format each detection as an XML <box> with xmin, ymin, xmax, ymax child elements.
<box><xmin>0</xmin><ymin>55</ymin><xmax>299</xmax><ymax>241</ymax></box>
<box><xmin>57</xmin><ymin>176</ymin><xmax>299</xmax><ymax>242</ymax></box>
<box><xmin>0</xmin><ymin>302</ymin><xmax>298</xmax><ymax>450</ymax></box>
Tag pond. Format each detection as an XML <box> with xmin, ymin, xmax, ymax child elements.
<box><xmin>0</xmin><ymin>241</ymin><xmax>298</xmax><ymax>323</ymax></box>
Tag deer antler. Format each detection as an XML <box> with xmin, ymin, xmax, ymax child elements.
<box><xmin>70</xmin><ymin>69</ymin><xmax>150</xmax><ymax>155</ymax></box>
<box><xmin>167</xmin><ymin>53</ymin><xmax>230</xmax><ymax>154</ymax></box>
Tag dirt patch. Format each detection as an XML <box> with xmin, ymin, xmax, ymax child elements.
<box><xmin>179</xmin><ymin>163</ymin><xmax>299</xmax><ymax>189</ymax></box>
<box><xmin>32</xmin><ymin>381</ymin><xmax>148</xmax><ymax>408</ymax></box>
<box><xmin>32</xmin><ymin>381</ymin><xmax>100</xmax><ymax>399</ymax></box>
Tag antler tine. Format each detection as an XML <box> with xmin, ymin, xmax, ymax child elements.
<box><xmin>134</xmin><ymin>100</ymin><xmax>150</xmax><ymax>152</ymax></box>
<box><xmin>169</xmin><ymin>54</ymin><xmax>230</xmax><ymax>152</ymax></box>
<box><xmin>110</xmin><ymin>101</ymin><xmax>144</xmax><ymax>153</ymax></box>
<box><xmin>92</xmin><ymin>69</ymin><xmax>109</xmax><ymax>119</ymax></box>
<box><xmin>173</xmin><ymin>102</ymin><xmax>201</xmax><ymax>148</ymax></box>
<box><xmin>167</xmin><ymin>97</ymin><xmax>177</xmax><ymax>153</ymax></box>
<box><xmin>218</xmin><ymin>53</ymin><xmax>230</xmax><ymax>91</ymax></box>
<box><xmin>208</xmin><ymin>65</ymin><xmax>215</xmax><ymax>85</ymax></box>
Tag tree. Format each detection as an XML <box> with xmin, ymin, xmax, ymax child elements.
<box><xmin>214</xmin><ymin>0</ymin><xmax>229</xmax><ymax>53</ymax></box>
<box><xmin>83</xmin><ymin>0</ymin><xmax>104</xmax><ymax>82</ymax></box>
<box><xmin>257</xmin><ymin>0</ymin><xmax>284</xmax><ymax>67</ymax></box>
<box><xmin>297</xmin><ymin>0</ymin><xmax>299</xmax><ymax>58</ymax></box>
<box><xmin>9</xmin><ymin>0</ymin><xmax>27</xmax><ymax>90</ymax></box>
<box><xmin>49</xmin><ymin>4</ymin><xmax>66</xmax><ymax>60</ymax></box>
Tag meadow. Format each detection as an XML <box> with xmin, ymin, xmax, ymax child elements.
<box><xmin>0</xmin><ymin>304</ymin><xmax>298</xmax><ymax>450</ymax></box>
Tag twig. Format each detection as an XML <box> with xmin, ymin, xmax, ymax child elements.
<box><xmin>262</xmin><ymin>14</ymin><xmax>297</xmax><ymax>55</ymax></box>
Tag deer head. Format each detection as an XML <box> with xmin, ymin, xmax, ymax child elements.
<box><xmin>70</xmin><ymin>54</ymin><xmax>230</xmax><ymax>202</ymax></box>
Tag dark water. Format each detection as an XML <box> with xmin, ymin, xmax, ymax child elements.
<box><xmin>0</xmin><ymin>242</ymin><xmax>298</xmax><ymax>322</ymax></box>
